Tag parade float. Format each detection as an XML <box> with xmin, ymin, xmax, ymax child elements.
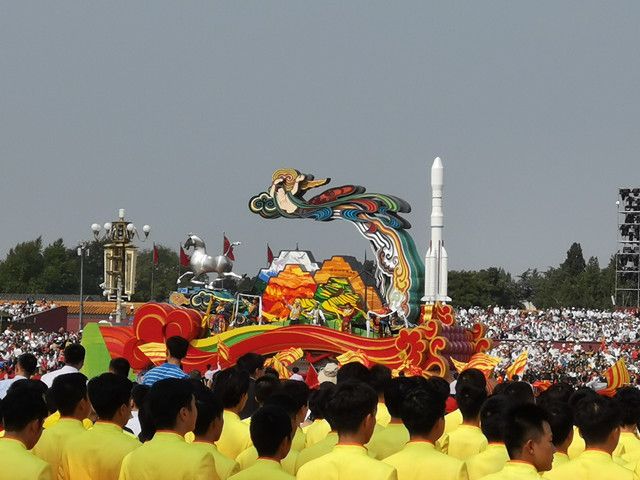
<box><xmin>83</xmin><ymin>161</ymin><xmax>491</xmax><ymax>378</ymax></box>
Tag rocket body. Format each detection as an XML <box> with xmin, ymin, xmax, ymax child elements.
<box><xmin>422</xmin><ymin>157</ymin><xmax>451</xmax><ymax>304</ymax></box>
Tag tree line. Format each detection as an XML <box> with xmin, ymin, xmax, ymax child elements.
<box><xmin>0</xmin><ymin>238</ymin><xmax>615</xmax><ymax>309</ymax></box>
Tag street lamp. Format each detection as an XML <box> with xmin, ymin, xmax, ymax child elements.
<box><xmin>91</xmin><ymin>209</ymin><xmax>150</xmax><ymax>323</ymax></box>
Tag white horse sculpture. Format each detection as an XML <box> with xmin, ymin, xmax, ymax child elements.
<box><xmin>177</xmin><ymin>234</ymin><xmax>241</xmax><ymax>287</ymax></box>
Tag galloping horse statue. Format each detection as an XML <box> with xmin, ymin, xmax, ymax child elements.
<box><xmin>177</xmin><ymin>234</ymin><xmax>240</xmax><ymax>287</ymax></box>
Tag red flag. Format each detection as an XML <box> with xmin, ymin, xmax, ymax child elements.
<box><xmin>223</xmin><ymin>235</ymin><xmax>235</xmax><ymax>261</ymax></box>
<box><xmin>152</xmin><ymin>243</ymin><xmax>159</xmax><ymax>265</ymax></box>
<box><xmin>179</xmin><ymin>245</ymin><xmax>190</xmax><ymax>267</ymax></box>
<box><xmin>305</xmin><ymin>363</ymin><xmax>320</xmax><ymax>389</ymax></box>
<box><xmin>267</xmin><ymin>244</ymin><xmax>274</xmax><ymax>264</ymax></box>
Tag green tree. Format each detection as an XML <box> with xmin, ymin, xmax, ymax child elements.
<box><xmin>561</xmin><ymin>242</ymin><xmax>586</xmax><ymax>276</ymax></box>
<box><xmin>134</xmin><ymin>245</ymin><xmax>180</xmax><ymax>301</ymax></box>
<box><xmin>39</xmin><ymin>239</ymin><xmax>79</xmax><ymax>294</ymax></box>
<box><xmin>0</xmin><ymin>238</ymin><xmax>45</xmax><ymax>293</ymax></box>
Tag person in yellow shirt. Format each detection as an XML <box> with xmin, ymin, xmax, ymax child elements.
<box><xmin>481</xmin><ymin>403</ymin><xmax>555</xmax><ymax>480</ymax></box>
<box><xmin>213</xmin><ymin>367</ymin><xmax>253</xmax><ymax>459</ymax></box>
<box><xmin>545</xmin><ymin>395</ymin><xmax>637</xmax><ymax>480</ymax></box>
<box><xmin>118</xmin><ymin>378</ymin><xmax>218</xmax><ymax>480</ymax></box>
<box><xmin>439</xmin><ymin>369</ymin><xmax>486</xmax><ymax>448</ymax></box>
<box><xmin>383</xmin><ymin>383</ymin><xmax>466</xmax><ymax>480</ymax></box>
<box><xmin>191</xmin><ymin>387</ymin><xmax>240</xmax><ymax>480</ymax></box>
<box><xmin>0</xmin><ymin>380</ymin><xmax>51</xmax><ymax>480</ymax></box>
<box><xmin>303</xmin><ymin>383</ymin><xmax>334</xmax><ymax>447</ymax></box>
<box><xmin>229</xmin><ymin>405</ymin><xmax>295</xmax><ymax>480</ymax></box>
<box><xmin>236</xmin><ymin>393</ymin><xmax>301</xmax><ymax>475</ymax></box>
<box><xmin>566</xmin><ymin>388</ymin><xmax>597</xmax><ymax>459</ymax></box>
<box><xmin>297</xmin><ymin>380</ymin><xmax>397</xmax><ymax>480</ymax></box>
<box><xmin>280</xmin><ymin>380</ymin><xmax>309</xmax><ymax>451</ymax></box>
<box><xmin>32</xmin><ymin>373</ymin><xmax>91</xmax><ymax>475</ymax></box>
<box><xmin>59</xmin><ymin>373</ymin><xmax>140</xmax><ymax>480</ymax></box>
<box><xmin>465</xmin><ymin>395</ymin><xmax>511</xmax><ymax>480</ymax></box>
<box><xmin>540</xmin><ymin>401</ymin><xmax>574</xmax><ymax>477</ymax></box>
<box><xmin>446</xmin><ymin>382</ymin><xmax>488</xmax><ymax>460</ymax></box>
<box><xmin>614</xmin><ymin>387</ymin><xmax>640</xmax><ymax>458</ymax></box>
<box><xmin>366</xmin><ymin>377</ymin><xmax>411</xmax><ymax>459</ymax></box>
<box><xmin>370</xmin><ymin>364</ymin><xmax>392</xmax><ymax>427</ymax></box>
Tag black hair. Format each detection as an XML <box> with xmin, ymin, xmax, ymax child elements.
<box><xmin>538</xmin><ymin>383</ymin><xmax>575</xmax><ymax>406</ymax></box>
<box><xmin>193</xmin><ymin>389</ymin><xmax>224</xmax><ymax>436</ymax></box>
<box><xmin>145</xmin><ymin>378</ymin><xmax>195</xmax><ymax>431</ymax></box>
<box><xmin>308</xmin><ymin>382</ymin><xmax>336</xmax><ymax>420</ymax></box>
<box><xmin>236</xmin><ymin>353</ymin><xmax>265</xmax><ymax>376</ymax></box>
<box><xmin>2</xmin><ymin>381</ymin><xmax>48</xmax><ymax>431</ymax></box>
<box><xmin>292</xmin><ymin>367</ymin><xmax>300</xmax><ymax>374</ymax></box>
<box><xmin>211</xmin><ymin>367</ymin><xmax>250</xmax><ymax>408</ymax></box>
<box><xmin>544</xmin><ymin>401</ymin><xmax>574</xmax><ymax>448</ymax></box>
<box><xmin>264</xmin><ymin>367</ymin><xmax>280</xmax><ymax>378</ymax></box>
<box><xmin>456</xmin><ymin>383</ymin><xmax>487</xmax><ymax>421</ymax></box>
<box><xmin>131</xmin><ymin>384</ymin><xmax>150</xmax><ymax>409</ymax></box>
<box><xmin>264</xmin><ymin>393</ymin><xmax>298</xmax><ymax>419</ymax></box>
<box><xmin>326</xmin><ymin>381</ymin><xmax>377</xmax><ymax>434</ymax></box>
<box><xmin>502</xmin><ymin>382</ymin><xmax>535</xmax><ymax>406</ymax></box>
<box><xmin>64</xmin><ymin>344</ymin><xmax>86</xmax><ymax>366</ymax></box>
<box><xmin>337</xmin><ymin>362</ymin><xmax>370</xmax><ymax>385</ymax></box>
<box><xmin>568</xmin><ymin>387</ymin><xmax>597</xmax><ymax>411</ymax></box>
<box><xmin>88</xmin><ymin>373</ymin><xmax>133</xmax><ymax>420</ymax></box>
<box><xmin>369</xmin><ymin>364</ymin><xmax>392</xmax><ymax>395</ymax></box>
<box><xmin>401</xmin><ymin>387</ymin><xmax>446</xmax><ymax>436</ymax></box>
<box><xmin>574</xmin><ymin>395</ymin><xmax>621</xmax><ymax>445</ymax></box>
<box><xmin>280</xmin><ymin>380</ymin><xmax>310</xmax><ymax>413</ymax></box>
<box><xmin>250</xmin><ymin>406</ymin><xmax>293</xmax><ymax>457</ymax></box>
<box><xmin>17</xmin><ymin>353</ymin><xmax>38</xmax><ymax>377</ymax></box>
<box><xmin>615</xmin><ymin>387</ymin><xmax>640</xmax><ymax>427</ymax></box>
<box><xmin>166</xmin><ymin>336</ymin><xmax>189</xmax><ymax>360</ymax></box>
<box><xmin>109</xmin><ymin>357</ymin><xmax>131</xmax><ymax>378</ymax></box>
<box><xmin>480</xmin><ymin>395</ymin><xmax>511</xmax><ymax>442</ymax></box>
<box><xmin>504</xmin><ymin>404</ymin><xmax>549</xmax><ymax>458</ymax></box>
<box><xmin>50</xmin><ymin>373</ymin><xmax>88</xmax><ymax>416</ymax></box>
<box><xmin>427</xmin><ymin>376</ymin><xmax>451</xmax><ymax>404</ymax></box>
<box><xmin>384</xmin><ymin>377</ymin><xmax>419</xmax><ymax>418</ymax></box>
<box><xmin>255</xmin><ymin>375</ymin><xmax>281</xmax><ymax>405</ymax></box>
<box><xmin>456</xmin><ymin>368</ymin><xmax>486</xmax><ymax>393</ymax></box>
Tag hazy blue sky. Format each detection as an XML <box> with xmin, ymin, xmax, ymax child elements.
<box><xmin>1</xmin><ymin>2</ymin><xmax>639</xmax><ymax>278</ymax></box>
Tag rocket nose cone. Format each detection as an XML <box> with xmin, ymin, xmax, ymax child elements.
<box><xmin>431</xmin><ymin>156</ymin><xmax>444</xmax><ymax>186</ymax></box>
<box><xmin>432</xmin><ymin>157</ymin><xmax>443</xmax><ymax>169</ymax></box>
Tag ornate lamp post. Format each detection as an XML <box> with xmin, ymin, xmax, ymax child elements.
<box><xmin>91</xmin><ymin>209</ymin><xmax>150</xmax><ymax>323</ymax></box>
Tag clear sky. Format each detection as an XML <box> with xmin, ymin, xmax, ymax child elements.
<box><xmin>1</xmin><ymin>2</ymin><xmax>639</xmax><ymax>278</ymax></box>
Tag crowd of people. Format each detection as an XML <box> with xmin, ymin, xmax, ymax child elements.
<box><xmin>455</xmin><ymin>307</ymin><xmax>640</xmax><ymax>386</ymax></box>
<box><xmin>0</xmin><ymin>299</ymin><xmax>56</xmax><ymax>322</ymax></box>
<box><xmin>0</xmin><ymin>328</ymin><xmax>81</xmax><ymax>380</ymax></box>
<box><xmin>3</xmin><ymin>337</ymin><xmax>640</xmax><ymax>480</ymax></box>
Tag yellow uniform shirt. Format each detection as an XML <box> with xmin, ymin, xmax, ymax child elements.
<box><xmin>541</xmin><ymin>453</ymin><xmax>569</xmax><ymax>479</ymax></box>
<box><xmin>465</xmin><ymin>443</ymin><xmax>509</xmax><ymax>480</ymax></box>
<box><xmin>295</xmin><ymin>432</ymin><xmax>338</xmax><ymax>472</ymax></box>
<box><xmin>191</xmin><ymin>441</ymin><xmax>240</xmax><ymax>480</ymax></box>
<box><xmin>544</xmin><ymin>449</ymin><xmax>637</xmax><ymax>480</ymax></box>
<box><xmin>59</xmin><ymin>421</ymin><xmax>140</xmax><ymax>480</ymax></box>
<box><xmin>444</xmin><ymin>409</ymin><xmax>463</xmax><ymax>434</ymax></box>
<box><xmin>615</xmin><ymin>432</ymin><xmax>640</xmax><ymax>458</ymax></box>
<box><xmin>304</xmin><ymin>419</ymin><xmax>331</xmax><ymax>448</ymax></box>
<box><xmin>383</xmin><ymin>441</ymin><xmax>467</xmax><ymax>480</ymax></box>
<box><xmin>0</xmin><ymin>438</ymin><xmax>52</xmax><ymax>480</ymax></box>
<box><xmin>366</xmin><ymin>422</ymin><xmax>409</xmax><ymax>460</ymax></box>
<box><xmin>32</xmin><ymin>418</ymin><xmax>86</xmax><ymax>475</ymax></box>
<box><xmin>376</xmin><ymin>402</ymin><xmax>391</xmax><ymax>427</ymax></box>
<box><xmin>119</xmin><ymin>431</ymin><xmax>218</xmax><ymax>480</ymax></box>
<box><xmin>292</xmin><ymin>427</ymin><xmax>305</xmax><ymax>452</ymax></box>
<box><xmin>297</xmin><ymin>444</ymin><xmax>397</xmax><ymax>480</ymax></box>
<box><xmin>481</xmin><ymin>460</ymin><xmax>541</xmax><ymax>480</ymax></box>
<box><xmin>445</xmin><ymin>425</ymin><xmax>487</xmax><ymax>461</ymax></box>
<box><xmin>567</xmin><ymin>427</ymin><xmax>585</xmax><ymax>460</ymax></box>
<box><xmin>235</xmin><ymin>446</ymin><xmax>299</xmax><ymax>476</ymax></box>
<box><xmin>42</xmin><ymin>411</ymin><xmax>93</xmax><ymax>430</ymax></box>
<box><xmin>216</xmin><ymin>410</ymin><xmax>252</xmax><ymax>460</ymax></box>
<box><xmin>228</xmin><ymin>458</ymin><xmax>294</xmax><ymax>480</ymax></box>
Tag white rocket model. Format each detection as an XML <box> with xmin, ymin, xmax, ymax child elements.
<box><xmin>422</xmin><ymin>157</ymin><xmax>451</xmax><ymax>304</ymax></box>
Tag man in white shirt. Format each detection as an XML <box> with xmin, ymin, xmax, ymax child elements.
<box><xmin>0</xmin><ymin>353</ymin><xmax>38</xmax><ymax>399</ymax></box>
<box><xmin>40</xmin><ymin>343</ymin><xmax>85</xmax><ymax>388</ymax></box>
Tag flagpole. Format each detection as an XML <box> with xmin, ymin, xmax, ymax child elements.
<box><xmin>151</xmin><ymin>243</ymin><xmax>156</xmax><ymax>301</ymax></box>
